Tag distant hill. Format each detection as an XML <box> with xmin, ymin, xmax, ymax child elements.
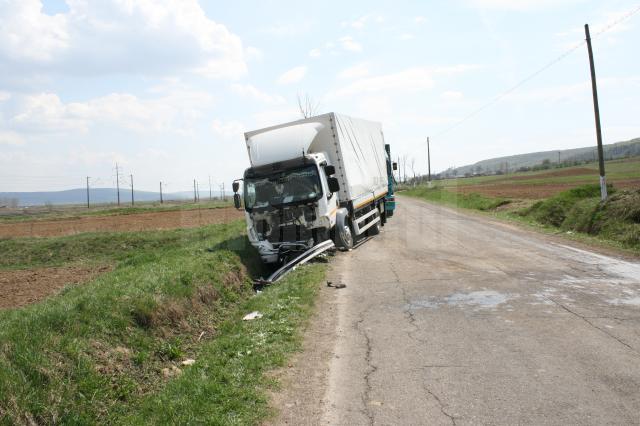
<box><xmin>0</xmin><ymin>188</ymin><xmax>230</xmax><ymax>207</ymax></box>
<box><xmin>442</xmin><ymin>137</ymin><xmax>640</xmax><ymax>177</ymax></box>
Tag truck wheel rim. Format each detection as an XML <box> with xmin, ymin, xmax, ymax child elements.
<box><xmin>343</xmin><ymin>225</ymin><xmax>352</xmax><ymax>247</ymax></box>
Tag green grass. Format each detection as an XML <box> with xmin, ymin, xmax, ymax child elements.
<box><xmin>0</xmin><ymin>221</ymin><xmax>326</xmax><ymax>424</ymax></box>
<box><xmin>0</xmin><ymin>224</ymin><xmax>240</xmax><ymax>270</ymax></box>
<box><xmin>120</xmin><ymin>264</ymin><xmax>325</xmax><ymax>425</ymax></box>
<box><xmin>402</xmin><ymin>185</ymin><xmax>510</xmax><ymax>211</ymax></box>
<box><xmin>0</xmin><ymin>200</ymin><xmax>232</xmax><ymax>223</ymax></box>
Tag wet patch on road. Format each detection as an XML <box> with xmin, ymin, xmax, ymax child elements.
<box><xmin>407</xmin><ymin>290</ymin><xmax>513</xmax><ymax>311</ymax></box>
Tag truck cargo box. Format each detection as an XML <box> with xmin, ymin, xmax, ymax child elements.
<box><xmin>244</xmin><ymin>112</ymin><xmax>388</xmax><ymax>209</ymax></box>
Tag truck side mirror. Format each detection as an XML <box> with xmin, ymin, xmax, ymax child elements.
<box><xmin>233</xmin><ymin>193</ymin><xmax>242</xmax><ymax>209</ymax></box>
<box><xmin>392</xmin><ymin>162</ymin><xmax>398</xmax><ymax>171</ymax></box>
<box><xmin>325</xmin><ymin>165</ymin><xmax>336</xmax><ymax>176</ymax></box>
<box><xmin>232</xmin><ymin>181</ymin><xmax>240</xmax><ymax>193</ymax></box>
<box><xmin>327</xmin><ymin>177</ymin><xmax>340</xmax><ymax>193</ymax></box>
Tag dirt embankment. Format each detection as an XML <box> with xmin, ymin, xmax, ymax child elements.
<box><xmin>0</xmin><ymin>207</ymin><xmax>243</xmax><ymax>238</ymax></box>
<box><xmin>0</xmin><ymin>265</ymin><xmax>112</xmax><ymax>309</ymax></box>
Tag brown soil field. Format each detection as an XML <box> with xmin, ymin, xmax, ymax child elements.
<box><xmin>0</xmin><ymin>207</ymin><xmax>243</xmax><ymax>238</ymax></box>
<box><xmin>493</xmin><ymin>167</ymin><xmax>598</xmax><ymax>182</ymax></box>
<box><xmin>454</xmin><ymin>178</ymin><xmax>640</xmax><ymax>199</ymax></box>
<box><xmin>0</xmin><ymin>265</ymin><xmax>112</xmax><ymax>309</ymax></box>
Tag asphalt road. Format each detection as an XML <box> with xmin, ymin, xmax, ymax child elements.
<box><xmin>272</xmin><ymin>196</ymin><xmax>640</xmax><ymax>425</ymax></box>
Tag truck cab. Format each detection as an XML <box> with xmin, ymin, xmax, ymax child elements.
<box><xmin>241</xmin><ymin>153</ymin><xmax>339</xmax><ymax>263</ymax></box>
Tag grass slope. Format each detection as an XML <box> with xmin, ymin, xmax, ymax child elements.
<box><xmin>519</xmin><ymin>185</ymin><xmax>640</xmax><ymax>250</ymax></box>
<box><xmin>0</xmin><ymin>221</ymin><xmax>325</xmax><ymax>424</ymax></box>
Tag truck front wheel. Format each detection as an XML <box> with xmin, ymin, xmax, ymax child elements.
<box><xmin>336</xmin><ymin>222</ymin><xmax>354</xmax><ymax>250</ymax></box>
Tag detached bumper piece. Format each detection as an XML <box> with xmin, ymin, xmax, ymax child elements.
<box><xmin>254</xmin><ymin>239</ymin><xmax>335</xmax><ymax>288</ymax></box>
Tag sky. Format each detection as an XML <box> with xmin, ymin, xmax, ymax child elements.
<box><xmin>0</xmin><ymin>0</ymin><xmax>639</xmax><ymax>192</ymax></box>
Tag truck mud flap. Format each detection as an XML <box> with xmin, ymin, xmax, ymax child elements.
<box><xmin>254</xmin><ymin>239</ymin><xmax>335</xmax><ymax>288</ymax></box>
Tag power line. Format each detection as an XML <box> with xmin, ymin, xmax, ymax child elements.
<box><xmin>433</xmin><ymin>3</ymin><xmax>640</xmax><ymax>140</ymax></box>
<box><xmin>399</xmin><ymin>3</ymin><xmax>640</xmax><ymax>171</ymax></box>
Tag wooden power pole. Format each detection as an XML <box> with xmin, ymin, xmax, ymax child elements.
<box><xmin>193</xmin><ymin>179</ymin><xmax>197</xmax><ymax>203</ymax></box>
<box><xmin>86</xmin><ymin>176</ymin><xmax>90</xmax><ymax>209</ymax></box>
<box><xmin>585</xmin><ymin>23</ymin><xmax>607</xmax><ymax>201</ymax></box>
<box><xmin>159</xmin><ymin>181</ymin><xmax>163</xmax><ymax>204</ymax></box>
<box><xmin>427</xmin><ymin>137</ymin><xmax>432</xmax><ymax>186</ymax></box>
<box><xmin>130</xmin><ymin>174</ymin><xmax>134</xmax><ymax>206</ymax></box>
<box><xmin>115</xmin><ymin>163</ymin><xmax>120</xmax><ymax>206</ymax></box>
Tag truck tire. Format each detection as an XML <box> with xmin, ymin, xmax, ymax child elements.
<box><xmin>335</xmin><ymin>208</ymin><xmax>354</xmax><ymax>250</ymax></box>
<box><xmin>337</xmin><ymin>222</ymin><xmax>354</xmax><ymax>250</ymax></box>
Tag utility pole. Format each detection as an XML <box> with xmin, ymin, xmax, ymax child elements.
<box><xmin>86</xmin><ymin>176</ymin><xmax>90</xmax><ymax>209</ymax></box>
<box><xmin>427</xmin><ymin>137</ymin><xmax>432</xmax><ymax>187</ymax></box>
<box><xmin>208</xmin><ymin>176</ymin><xmax>212</xmax><ymax>200</ymax></box>
<box><xmin>585</xmin><ymin>23</ymin><xmax>607</xmax><ymax>201</ymax></box>
<box><xmin>115</xmin><ymin>162</ymin><xmax>120</xmax><ymax>206</ymax></box>
<box><xmin>130</xmin><ymin>174</ymin><xmax>134</xmax><ymax>205</ymax></box>
<box><xmin>193</xmin><ymin>179</ymin><xmax>197</xmax><ymax>203</ymax></box>
<box><xmin>222</xmin><ymin>182</ymin><xmax>225</xmax><ymax>201</ymax></box>
<box><xmin>159</xmin><ymin>181</ymin><xmax>163</xmax><ymax>204</ymax></box>
<box><xmin>558</xmin><ymin>151</ymin><xmax>561</xmax><ymax>164</ymax></box>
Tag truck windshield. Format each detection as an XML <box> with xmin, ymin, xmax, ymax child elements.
<box><xmin>245</xmin><ymin>165</ymin><xmax>322</xmax><ymax>210</ymax></box>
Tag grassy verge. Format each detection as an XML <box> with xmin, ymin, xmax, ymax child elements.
<box><xmin>0</xmin><ymin>221</ymin><xmax>325</xmax><ymax>424</ymax></box>
<box><xmin>517</xmin><ymin>185</ymin><xmax>639</xmax><ymax>251</ymax></box>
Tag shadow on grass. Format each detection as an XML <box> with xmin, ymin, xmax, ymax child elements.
<box><xmin>208</xmin><ymin>235</ymin><xmax>271</xmax><ymax>279</ymax></box>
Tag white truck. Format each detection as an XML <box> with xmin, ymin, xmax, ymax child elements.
<box><xmin>232</xmin><ymin>112</ymin><xmax>396</xmax><ymax>265</ymax></box>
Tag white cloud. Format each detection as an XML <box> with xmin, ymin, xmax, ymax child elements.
<box><xmin>441</xmin><ymin>91</ymin><xmax>464</xmax><ymax>101</ymax></box>
<box><xmin>330</xmin><ymin>65</ymin><xmax>479</xmax><ymax>97</ymax></box>
<box><xmin>398</xmin><ymin>33</ymin><xmax>414</xmax><ymax>41</ymax></box>
<box><xmin>211</xmin><ymin>119</ymin><xmax>245</xmax><ymax>140</ymax></box>
<box><xmin>348</xmin><ymin>15</ymin><xmax>368</xmax><ymax>30</ymax></box>
<box><xmin>339</xmin><ymin>36</ymin><xmax>363</xmax><ymax>52</ymax></box>
<box><xmin>556</xmin><ymin>9</ymin><xmax>635</xmax><ymax>49</ymax></box>
<box><xmin>338</xmin><ymin>63</ymin><xmax>370</xmax><ymax>80</ymax></box>
<box><xmin>253</xmin><ymin>108</ymin><xmax>301</xmax><ymax>128</ymax></box>
<box><xmin>341</xmin><ymin>15</ymin><xmax>384</xmax><ymax>29</ymax></box>
<box><xmin>467</xmin><ymin>0</ymin><xmax>583</xmax><ymax>11</ymax></box>
<box><xmin>331</xmin><ymin>68</ymin><xmax>434</xmax><ymax>97</ymax></box>
<box><xmin>230</xmin><ymin>84</ymin><xmax>285</xmax><ymax>105</ymax></box>
<box><xmin>0</xmin><ymin>0</ymin><xmax>247</xmax><ymax>80</ymax></box>
<box><xmin>0</xmin><ymin>0</ymin><xmax>69</xmax><ymax>62</ymax></box>
<box><xmin>415</xmin><ymin>16</ymin><xmax>427</xmax><ymax>24</ymax></box>
<box><xmin>0</xmin><ymin>130</ymin><xmax>25</xmax><ymax>145</ymax></box>
<box><xmin>5</xmin><ymin>90</ymin><xmax>214</xmax><ymax>136</ymax></box>
<box><xmin>262</xmin><ymin>23</ymin><xmax>309</xmax><ymax>36</ymax></box>
<box><xmin>245</xmin><ymin>46</ymin><xmax>263</xmax><ymax>61</ymax></box>
<box><xmin>0</xmin><ymin>91</ymin><xmax>12</xmax><ymax>102</ymax></box>
<box><xmin>308</xmin><ymin>48</ymin><xmax>322</xmax><ymax>58</ymax></box>
<box><xmin>277</xmin><ymin>66</ymin><xmax>307</xmax><ymax>85</ymax></box>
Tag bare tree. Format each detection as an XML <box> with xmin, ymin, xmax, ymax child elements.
<box><xmin>402</xmin><ymin>155</ymin><xmax>408</xmax><ymax>184</ymax></box>
<box><xmin>297</xmin><ymin>93</ymin><xmax>320</xmax><ymax>118</ymax></box>
<box><xmin>410</xmin><ymin>158</ymin><xmax>416</xmax><ymax>185</ymax></box>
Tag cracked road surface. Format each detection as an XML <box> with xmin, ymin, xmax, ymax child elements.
<box><xmin>272</xmin><ymin>196</ymin><xmax>640</xmax><ymax>425</ymax></box>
